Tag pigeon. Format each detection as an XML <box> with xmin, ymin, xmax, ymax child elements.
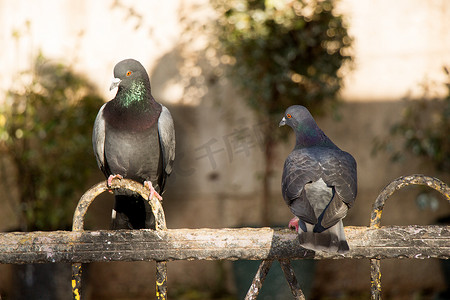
<box><xmin>92</xmin><ymin>59</ymin><xmax>175</xmax><ymax>229</ymax></box>
<box><xmin>279</xmin><ymin>105</ymin><xmax>357</xmax><ymax>253</ymax></box>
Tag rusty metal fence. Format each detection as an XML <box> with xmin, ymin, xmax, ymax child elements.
<box><xmin>0</xmin><ymin>174</ymin><xmax>448</xmax><ymax>299</ymax></box>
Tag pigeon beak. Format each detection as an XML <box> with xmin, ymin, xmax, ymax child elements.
<box><xmin>110</xmin><ymin>77</ymin><xmax>121</xmax><ymax>91</ymax></box>
<box><xmin>279</xmin><ymin>117</ymin><xmax>286</xmax><ymax>127</ymax></box>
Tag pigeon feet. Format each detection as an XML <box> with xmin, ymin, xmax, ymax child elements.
<box><xmin>144</xmin><ymin>180</ymin><xmax>163</xmax><ymax>201</ymax></box>
<box><xmin>288</xmin><ymin>216</ymin><xmax>300</xmax><ymax>232</ymax></box>
<box><xmin>107</xmin><ymin>174</ymin><xmax>123</xmax><ymax>187</ymax></box>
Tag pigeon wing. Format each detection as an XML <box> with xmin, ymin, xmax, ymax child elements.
<box><xmin>319</xmin><ymin>149</ymin><xmax>357</xmax><ymax>228</ymax></box>
<box><xmin>92</xmin><ymin>103</ymin><xmax>108</xmax><ymax>176</ymax></box>
<box><xmin>157</xmin><ymin>105</ymin><xmax>176</xmax><ymax>190</ymax></box>
<box><xmin>282</xmin><ymin>150</ymin><xmax>322</xmax><ymax>224</ymax></box>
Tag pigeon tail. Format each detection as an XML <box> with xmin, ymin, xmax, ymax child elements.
<box><xmin>111</xmin><ymin>194</ymin><xmax>155</xmax><ymax>229</ymax></box>
<box><xmin>297</xmin><ymin>220</ymin><xmax>349</xmax><ymax>254</ymax></box>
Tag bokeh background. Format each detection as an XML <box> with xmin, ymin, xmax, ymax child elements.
<box><xmin>0</xmin><ymin>0</ymin><xmax>449</xmax><ymax>299</ymax></box>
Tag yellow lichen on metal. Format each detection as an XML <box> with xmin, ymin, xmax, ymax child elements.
<box><xmin>370</xmin><ymin>209</ymin><xmax>383</xmax><ymax>228</ymax></box>
<box><xmin>156</xmin><ymin>279</ymin><xmax>166</xmax><ymax>286</ymax></box>
<box><xmin>156</xmin><ymin>282</ymin><xmax>167</xmax><ymax>300</ymax></box>
<box><xmin>72</xmin><ymin>279</ymin><xmax>80</xmax><ymax>300</ymax></box>
<box><xmin>370</xmin><ymin>272</ymin><xmax>381</xmax><ymax>289</ymax></box>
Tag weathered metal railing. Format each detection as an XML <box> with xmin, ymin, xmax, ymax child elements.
<box><xmin>71</xmin><ymin>178</ymin><xmax>168</xmax><ymax>300</ymax></box>
<box><xmin>0</xmin><ymin>225</ymin><xmax>448</xmax><ymax>262</ymax></box>
<box><xmin>0</xmin><ymin>174</ymin><xmax>448</xmax><ymax>299</ymax></box>
<box><xmin>369</xmin><ymin>175</ymin><xmax>450</xmax><ymax>299</ymax></box>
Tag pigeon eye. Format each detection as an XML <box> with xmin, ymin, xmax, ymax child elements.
<box><xmin>126</xmin><ymin>71</ymin><xmax>132</xmax><ymax>77</ymax></box>
<box><xmin>286</xmin><ymin>114</ymin><xmax>292</xmax><ymax>119</ymax></box>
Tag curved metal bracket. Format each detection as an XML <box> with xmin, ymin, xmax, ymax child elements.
<box><xmin>71</xmin><ymin>178</ymin><xmax>167</xmax><ymax>300</ymax></box>
<box><xmin>369</xmin><ymin>174</ymin><xmax>450</xmax><ymax>300</ymax></box>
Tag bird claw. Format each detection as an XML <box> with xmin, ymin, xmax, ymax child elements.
<box><xmin>107</xmin><ymin>174</ymin><xmax>123</xmax><ymax>187</ymax></box>
<box><xmin>288</xmin><ymin>217</ymin><xmax>299</xmax><ymax>232</ymax></box>
<box><xmin>144</xmin><ymin>181</ymin><xmax>163</xmax><ymax>201</ymax></box>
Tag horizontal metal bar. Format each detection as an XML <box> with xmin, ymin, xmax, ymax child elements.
<box><xmin>0</xmin><ymin>225</ymin><xmax>448</xmax><ymax>264</ymax></box>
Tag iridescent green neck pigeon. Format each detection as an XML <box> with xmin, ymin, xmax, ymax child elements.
<box><xmin>279</xmin><ymin>105</ymin><xmax>357</xmax><ymax>253</ymax></box>
<box><xmin>93</xmin><ymin>59</ymin><xmax>175</xmax><ymax>229</ymax></box>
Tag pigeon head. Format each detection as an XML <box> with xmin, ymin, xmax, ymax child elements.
<box><xmin>110</xmin><ymin>59</ymin><xmax>150</xmax><ymax>92</ymax></box>
<box><xmin>279</xmin><ymin>105</ymin><xmax>337</xmax><ymax>148</ymax></box>
<box><xmin>279</xmin><ymin>105</ymin><xmax>315</xmax><ymax>129</ymax></box>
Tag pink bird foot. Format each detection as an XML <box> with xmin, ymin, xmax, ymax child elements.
<box><xmin>288</xmin><ymin>216</ymin><xmax>299</xmax><ymax>232</ymax></box>
<box><xmin>107</xmin><ymin>174</ymin><xmax>123</xmax><ymax>187</ymax></box>
<box><xmin>144</xmin><ymin>181</ymin><xmax>163</xmax><ymax>201</ymax></box>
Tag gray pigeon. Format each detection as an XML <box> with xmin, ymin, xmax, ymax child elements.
<box><xmin>279</xmin><ymin>105</ymin><xmax>357</xmax><ymax>253</ymax></box>
<box><xmin>92</xmin><ymin>59</ymin><xmax>175</xmax><ymax>229</ymax></box>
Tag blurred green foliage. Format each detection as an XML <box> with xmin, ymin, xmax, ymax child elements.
<box><xmin>373</xmin><ymin>67</ymin><xmax>450</xmax><ymax>173</ymax></box>
<box><xmin>213</xmin><ymin>0</ymin><xmax>353</xmax><ymax>119</ymax></box>
<box><xmin>212</xmin><ymin>0</ymin><xmax>353</xmax><ymax>225</ymax></box>
<box><xmin>0</xmin><ymin>54</ymin><xmax>104</xmax><ymax>230</ymax></box>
